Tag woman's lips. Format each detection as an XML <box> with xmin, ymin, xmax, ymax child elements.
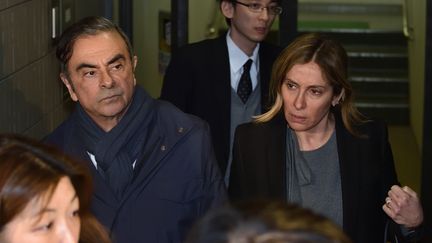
<box><xmin>289</xmin><ymin>113</ymin><xmax>306</xmax><ymax>123</ymax></box>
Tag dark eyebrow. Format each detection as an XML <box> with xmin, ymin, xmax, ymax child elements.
<box><xmin>284</xmin><ymin>79</ymin><xmax>327</xmax><ymax>89</ymax></box>
<box><xmin>75</xmin><ymin>54</ymin><xmax>126</xmax><ymax>72</ymax></box>
<box><xmin>76</xmin><ymin>63</ymin><xmax>97</xmax><ymax>72</ymax></box>
<box><xmin>107</xmin><ymin>54</ymin><xmax>126</xmax><ymax>65</ymax></box>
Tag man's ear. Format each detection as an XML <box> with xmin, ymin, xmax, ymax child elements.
<box><xmin>132</xmin><ymin>55</ymin><xmax>138</xmax><ymax>71</ymax></box>
<box><xmin>60</xmin><ymin>73</ymin><xmax>78</xmax><ymax>102</ymax></box>
<box><xmin>221</xmin><ymin>1</ymin><xmax>234</xmax><ymax>19</ymax></box>
<box><xmin>132</xmin><ymin>55</ymin><xmax>137</xmax><ymax>86</ymax></box>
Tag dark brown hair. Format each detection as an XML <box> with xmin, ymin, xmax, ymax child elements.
<box><xmin>56</xmin><ymin>16</ymin><xmax>133</xmax><ymax>74</ymax></box>
<box><xmin>0</xmin><ymin>134</ymin><xmax>110</xmax><ymax>243</ymax></box>
<box><xmin>186</xmin><ymin>200</ymin><xmax>352</xmax><ymax>243</ymax></box>
<box><xmin>219</xmin><ymin>0</ymin><xmax>283</xmax><ymax>26</ymax></box>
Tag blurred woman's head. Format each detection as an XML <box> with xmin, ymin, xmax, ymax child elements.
<box><xmin>0</xmin><ymin>134</ymin><xmax>108</xmax><ymax>243</ymax></box>
<box><xmin>186</xmin><ymin>201</ymin><xmax>352</xmax><ymax>243</ymax></box>
<box><xmin>257</xmin><ymin>33</ymin><xmax>364</xmax><ymax>135</ymax></box>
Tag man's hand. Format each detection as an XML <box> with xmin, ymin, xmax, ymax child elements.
<box><xmin>382</xmin><ymin>185</ymin><xmax>424</xmax><ymax>228</ymax></box>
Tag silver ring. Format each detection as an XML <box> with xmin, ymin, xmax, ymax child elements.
<box><xmin>386</xmin><ymin>197</ymin><xmax>392</xmax><ymax>206</ymax></box>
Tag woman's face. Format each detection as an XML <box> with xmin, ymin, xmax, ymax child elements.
<box><xmin>281</xmin><ymin>61</ymin><xmax>340</xmax><ymax>133</ymax></box>
<box><xmin>1</xmin><ymin>177</ymin><xmax>81</xmax><ymax>243</ymax></box>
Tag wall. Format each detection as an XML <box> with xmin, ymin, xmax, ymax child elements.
<box><xmin>408</xmin><ymin>0</ymin><xmax>426</xmax><ymax>149</ymax></box>
<box><xmin>0</xmin><ymin>0</ymin><xmax>114</xmax><ymax>138</ymax></box>
<box><xmin>298</xmin><ymin>0</ymin><xmax>404</xmax><ymax>31</ymax></box>
<box><xmin>133</xmin><ymin>0</ymin><xmax>168</xmax><ymax>97</ymax></box>
<box><xmin>133</xmin><ymin>0</ymin><xmax>220</xmax><ymax>98</ymax></box>
<box><xmin>75</xmin><ymin>0</ymin><xmax>107</xmax><ymax>20</ymax></box>
<box><xmin>0</xmin><ymin>0</ymin><xmax>68</xmax><ymax>138</ymax></box>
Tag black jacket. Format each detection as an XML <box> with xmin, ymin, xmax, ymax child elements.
<box><xmin>228</xmin><ymin>111</ymin><xmax>403</xmax><ymax>243</ymax></box>
<box><xmin>160</xmin><ymin>35</ymin><xmax>281</xmax><ymax>174</ymax></box>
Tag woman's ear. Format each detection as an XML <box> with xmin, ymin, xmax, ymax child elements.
<box><xmin>332</xmin><ymin>89</ymin><xmax>345</xmax><ymax>107</ymax></box>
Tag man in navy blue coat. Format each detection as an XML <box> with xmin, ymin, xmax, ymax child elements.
<box><xmin>45</xmin><ymin>16</ymin><xmax>226</xmax><ymax>243</ymax></box>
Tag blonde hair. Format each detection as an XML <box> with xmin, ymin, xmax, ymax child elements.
<box><xmin>256</xmin><ymin>33</ymin><xmax>366</xmax><ymax>136</ymax></box>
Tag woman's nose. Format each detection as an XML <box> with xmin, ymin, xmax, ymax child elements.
<box><xmin>58</xmin><ymin>221</ymin><xmax>79</xmax><ymax>243</ymax></box>
<box><xmin>294</xmin><ymin>92</ymin><xmax>306</xmax><ymax>110</ymax></box>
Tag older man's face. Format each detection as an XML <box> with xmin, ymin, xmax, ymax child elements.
<box><xmin>61</xmin><ymin>31</ymin><xmax>137</xmax><ymax>131</ymax></box>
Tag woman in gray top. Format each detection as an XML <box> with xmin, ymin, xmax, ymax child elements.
<box><xmin>228</xmin><ymin>33</ymin><xmax>424</xmax><ymax>243</ymax></box>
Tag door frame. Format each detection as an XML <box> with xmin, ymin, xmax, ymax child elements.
<box><xmin>118</xmin><ymin>0</ymin><xmax>133</xmax><ymax>45</ymax></box>
<box><xmin>279</xmin><ymin>0</ymin><xmax>298</xmax><ymax>46</ymax></box>
<box><xmin>421</xmin><ymin>0</ymin><xmax>431</xmax><ymax>238</ymax></box>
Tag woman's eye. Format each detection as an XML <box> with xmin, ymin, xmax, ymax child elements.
<box><xmin>72</xmin><ymin>209</ymin><xmax>80</xmax><ymax>217</ymax></box>
<box><xmin>286</xmin><ymin>82</ymin><xmax>296</xmax><ymax>89</ymax></box>
<box><xmin>34</xmin><ymin>222</ymin><xmax>53</xmax><ymax>232</ymax></box>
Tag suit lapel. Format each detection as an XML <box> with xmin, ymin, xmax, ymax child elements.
<box><xmin>335</xmin><ymin>114</ymin><xmax>361</xmax><ymax>235</ymax></box>
<box><xmin>259</xmin><ymin>43</ymin><xmax>272</xmax><ymax>111</ymax></box>
<box><xmin>207</xmin><ymin>35</ymin><xmax>232</xmax><ymax>170</ymax></box>
<box><xmin>211</xmin><ymin>35</ymin><xmax>231</xmax><ymax>107</ymax></box>
<box><xmin>265</xmin><ymin>114</ymin><xmax>287</xmax><ymax>199</ymax></box>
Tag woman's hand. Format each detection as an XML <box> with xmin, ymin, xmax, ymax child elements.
<box><xmin>383</xmin><ymin>185</ymin><xmax>424</xmax><ymax>228</ymax></box>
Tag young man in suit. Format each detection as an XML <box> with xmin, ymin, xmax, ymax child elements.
<box><xmin>160</xmin><ymin>0</ymin><xmax>282</xmax><ymax>182</ymax></box>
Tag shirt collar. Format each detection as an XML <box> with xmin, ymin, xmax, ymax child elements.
<box><xmin>226</xmin><ymin>30</ymin><xmax>260</xmax><ymax>73</ymax></box>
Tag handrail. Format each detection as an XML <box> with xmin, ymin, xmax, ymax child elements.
<box><xmin>402</xmin><ymin>0</ymin><xmax>414</xmax><ymax>40</ymax></box>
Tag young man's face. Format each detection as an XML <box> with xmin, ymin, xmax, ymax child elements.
<box><xmin>60</xmin><ymin>31</ymin><xmax>137</xmax><ymax>131</ymax></box>
<box><xmin>222</xmin><ymin>0</ymin><xmax>279</xmax><ymax>49</ymax></box>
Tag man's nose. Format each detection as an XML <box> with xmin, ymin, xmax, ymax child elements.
<box><xmin>259</xmin><ymin>7</ymin><xmax>270</xmax><ymax>21</ymax></box>
<box><xmin>100</xmin><ymin>70</ymin><xmax>115</xmax><ymax>88</ymax></box>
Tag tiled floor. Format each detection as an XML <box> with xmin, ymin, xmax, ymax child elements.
<box><xmin>388</xmin><ymin>126</ymin><xmax>422</xmax><ymax>193</ymax></box>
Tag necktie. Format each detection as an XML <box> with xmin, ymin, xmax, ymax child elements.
<box><xmin>237</xmin><ymin>59</ymin><xmax>253</xmax><ymax>103</ymax></box>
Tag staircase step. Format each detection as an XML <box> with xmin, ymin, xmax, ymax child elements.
<box><xmin>349</xmin><ymin>57</ymin><xmax>407</xmax><ymax>70</ymax></box>
<box><xmin>349</xmin><ymin>68</ymin><xmax>408</xmax><ymax>82</ymax></box>
<box><xmin>356</xmin><ymin>101</ymin><xmax>409</xmax><ymax>109</ymax></box>
<box><xmin>346</xmin><ymin>45</ymin><xmax>407</xmax><ymax>58</ymax></box>
<box><xmin>297</xmin><ymin>2</ymin><xmax>409</xmax><ymax>125</ymax></box>
<box><xmin>349</xmin><ymin>69</ymin><xmax>408</xmax><ymax>99</ymax></box>
<box><xmin>356</xmin><ymin>99</ymin><xmax>409</xmax><ymax>125</ymax></box>
<box><xmin>299</xmin><ymin>30</ymin><xmax>407</xmax><ymax>46</ymax></box>
<box><xmin>350</xmin><ymin>75</ymin><xmax>407</xmax><ymax>83</ymax></box>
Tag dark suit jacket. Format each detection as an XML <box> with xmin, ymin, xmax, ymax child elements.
<box><xmin>160</xmin><ymin>35</ymin><xmax>281</xmax><ymax>174</ymax></box>
<box><xmin>228</xmin><ymin>111</ymin><xmax>402</xmax><ymax>243</ymax></box>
